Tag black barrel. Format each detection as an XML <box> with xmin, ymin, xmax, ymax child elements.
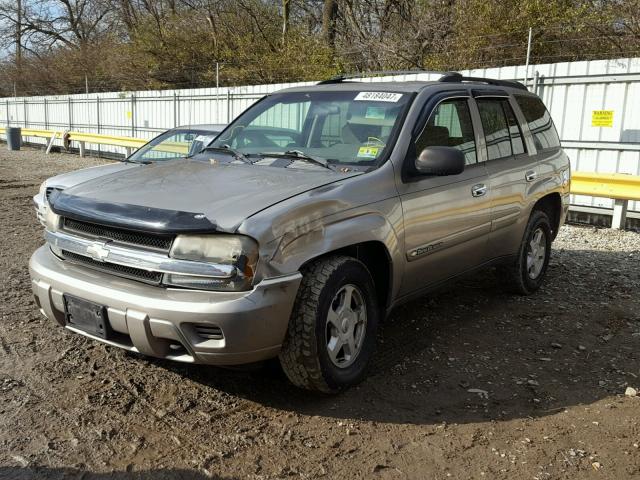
<box><xmin>6</xmin><ymin>127</ymin><xmax>21</xmax><ymax>150</ymax></box>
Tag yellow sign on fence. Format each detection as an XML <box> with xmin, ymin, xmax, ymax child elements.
<box><xmin>592</xmin><ymin>110</ymin><xmax>614</xmax><ymax>127</ymax></box>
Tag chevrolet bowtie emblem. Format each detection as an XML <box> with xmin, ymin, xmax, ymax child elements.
<box><xmin>86</xmin><ymin>241</ymin><xmax>110</xmax><ymax>262</ymax></box>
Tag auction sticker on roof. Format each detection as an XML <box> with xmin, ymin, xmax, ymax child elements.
<box><xmin>354</xmin><ymin>92</ymin><xmax>403</xmax><ymax>102</ymax></box>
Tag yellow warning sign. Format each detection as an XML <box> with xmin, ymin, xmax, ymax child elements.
<box><xmin>591</xmin><ymin>110</ymin><xmax>614</xmax><ymax>127</ymax></box>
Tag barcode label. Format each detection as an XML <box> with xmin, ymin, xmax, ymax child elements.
<box><xmin>354</xmin><ymin>92</ymin><xmax>403</xmax><ymax>102</ymax></box>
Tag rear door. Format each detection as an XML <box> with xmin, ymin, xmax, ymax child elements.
<box><xmin>396</xmin><ymin>96</ymin><xmax>492</xmax><ymax>296</ymax></box>
<box><xmin>475</xmin><ymin>95</ymin><xmax>538</xmax><ymax>258</ymax></box>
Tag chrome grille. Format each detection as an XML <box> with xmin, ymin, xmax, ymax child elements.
<box><xmin>62</xmin><ymin>250</ymin><xmax>163</xmax><ymax>285</ymax></box>
<box><xmin>62</xmin><ymin>217</ymin><xmax>174</xmax><ymax>252</ymax></box>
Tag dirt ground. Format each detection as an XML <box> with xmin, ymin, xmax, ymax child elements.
<box><xmin>0</xmin><ymin>147</ymin><xmax>639</xmax><ymax>480</ymax></box>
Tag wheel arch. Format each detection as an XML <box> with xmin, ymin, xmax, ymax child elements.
<box><xmin>266</xmin><ymin>212</ymin><xmax>402</xmax><ymax>313</ymax></box>
<box><xmin>300</xmin><ymin>240</ymin><xmax>394</xmax><ymax>311</ymax></box>
<box><xmin>532</xmin><ymin>192</ymin><xmax>562</xmax><ymax>239</ymax></box>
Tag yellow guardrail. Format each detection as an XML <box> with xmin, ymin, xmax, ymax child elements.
<box><xmin>21</xmin><ymin>128</ymin><xmax>60</xmax><ymax>138</ymax></box>
<box><xmin>0</xmin><ymin>127</ymin><xmax>59</xmax><ymax>138</ymax></box>
<box><xmin>0</xmin><ymin>127</ymin><xmax>194</xmax><ymax>157</ymax></box>
<box><xmin>0</xmin><ymin>127</ymin><xmax>149</xmax><ymax>155</ymax></box>
<box><xmin>571</xmin><ymin>171</ymin><xmax>640</xmax><ymax>201</ymax></box>
<box><xmin>66</xmin><ymin>131</ymin><xmax>147</xmax><ymax>149</ymax></box>
<box><xmin>570</xmin><ymin>171</ymin><xmax>640</xmax><ymax>229</ymax></box>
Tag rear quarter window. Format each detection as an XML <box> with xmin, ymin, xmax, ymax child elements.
<box><xmin>514</xmin><ymin>95</ymin><xmax>561</xmax><ymax>150</ymax></box>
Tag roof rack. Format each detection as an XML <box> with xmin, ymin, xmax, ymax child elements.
<box><xmin>316</xmin><ymin>70</ymin><xmax>528</xmax><ymax>91</ymax></box>
<box><xmin>438</xmin><ymin>72</ymin><xmax>528</xmax><ymax>91</ymax></box>
<box><xmin>317</xmin><ymin>70</ymin><xmax>444</xmax><ymax>85</ymax></box>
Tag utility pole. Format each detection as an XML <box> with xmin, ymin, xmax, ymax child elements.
<box><xmin>282</xmin><ymin>0</ymin><xmax>290</xmax><ymax>42</ymax></box>
<box><xmin>16</xmin><ymin>0</ymin><xmax>22</xmax><ymax>96</ymax></box>
<box><xmin>216</xmin><ymin>62</ymin><xmax>219</xmax><ymax>123</ymax></box>
<box><xmin>523</xmin><ymin>27</ymin><xmax>532</xmax><ymax>88</ymax></box>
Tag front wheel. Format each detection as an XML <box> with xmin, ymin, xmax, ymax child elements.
<box><xmin>498</xmin><ymin>210</ymin><xmax>552</xmax><ymax>295</ymax></box>
<box><xmin>279</xmin><ymin>255</ymin><xmax>379</xmax><ymax>393</ymax></box>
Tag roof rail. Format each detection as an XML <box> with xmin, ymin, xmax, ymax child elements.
<box><xmin>317</xmin><ymin>70</ymin><xmax>444</xmax><ymax>85</ymax></box>
<box><xmin>438</xmin><ymin>72</ymin><xmax>528</xmax><ymax>91</ymax></box>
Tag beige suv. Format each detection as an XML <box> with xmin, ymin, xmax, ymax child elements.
<box><xmin>29</xmin><ymin>72</ymin><xmax>570</xmax><ymax>393</ymax></box>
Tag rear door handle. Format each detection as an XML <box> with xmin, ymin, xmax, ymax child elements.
<box><xmin>525</xmin><ymin>170</ymin><xmax>537</xmax><ymax>182</ymax></box>
<box><xmin>471</xmin><ymin>183</ymin><xmax>487</xmax><ymax>197</ymax></box>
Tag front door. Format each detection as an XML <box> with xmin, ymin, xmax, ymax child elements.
<box><xmin>397</xmin><ymin>97</ymin><xmax>492</xmax><ymax>297</ymax></box>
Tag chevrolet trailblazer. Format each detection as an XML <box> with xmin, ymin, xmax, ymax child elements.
<box><xmin>29</xmin><ymin>72</ymin><xmax>570</xmax><ymax>393</ymax></box>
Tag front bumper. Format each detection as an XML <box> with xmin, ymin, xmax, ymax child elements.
<box><xmin>29</xmin><ymin>245</ymin><xmax>301</xmax><ymax>365</ymax></box>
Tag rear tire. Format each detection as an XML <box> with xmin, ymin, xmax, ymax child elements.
<box><xmin>498</xmin><ymin>210</ymin><xmax>552</xmax><ymax>295</ymax></box>
<box><xmin>279</xmin><ymin>255</ymin><xmax>379</xmax><ymax>393</ymax></box>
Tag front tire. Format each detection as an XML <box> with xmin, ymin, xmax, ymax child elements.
<box><xmin>279</xmin><ymin>255</ymin><xmax>379</xmax><ymax>393</ymax></box>
<box><xmin>499</xmin><ymin>209</ymin><xmax>552</xmax><ymax>295</ymax></box>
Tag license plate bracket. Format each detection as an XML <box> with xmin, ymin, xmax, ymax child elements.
<box><xmin>63</xmin><ymin>294</ymin><xmax>111</xmax><ymax>339</ymax></box>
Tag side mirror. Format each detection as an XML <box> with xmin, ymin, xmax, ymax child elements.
<box><xmin>415</xmin><ymin>146</ymin><xmax>465</xmax><ymax>176</ymax></box>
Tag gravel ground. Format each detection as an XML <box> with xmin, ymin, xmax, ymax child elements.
<box><xmin>0</xmin><ymin>147</ymin><xmax>639</xmax><ymax>480</ymax></box>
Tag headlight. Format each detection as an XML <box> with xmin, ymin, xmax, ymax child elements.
<box><xmin>166</xmin><ymin>234</ymin><xmax>259</xmax><ymax>291</ymax></box>
<box><xmin>38</xmin><ymin>181</ymin><xmax>48</xmax><ymax>200</ymax></box>
<box><xmin>45</xmin><ymin>207</ymin><xmax>61</xmax><ymax>232</ymax></box>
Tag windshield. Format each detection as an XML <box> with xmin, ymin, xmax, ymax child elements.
<box><xmin>208</xmin><ymin>91</ymin><xmax>412</xmax><ymax>167</ymax></box>
<box><xmin>128</xmin><ymin>128</ymin><xmax>221</xmax><ymax>163</ymax></box>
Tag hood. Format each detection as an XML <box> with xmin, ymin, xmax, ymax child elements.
<box><xmin>45</xmin><ymin>162</ymin><xmax>138</xmax><ymax>190</ymax></box>
<box><xmin>52</xmin><ymin>159</ymin><xmax>360</xmax><ymax>233</ymax></box>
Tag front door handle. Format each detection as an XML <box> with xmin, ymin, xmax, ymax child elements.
<box><xmin>525</xmin><ymin>170</ymin><xmax>537</xmax><ymax>182</ymax></box>
<box><xmin>471</xmin><ymin>183</ymin><xmax>487</xmax><ymax>197</ymax></box>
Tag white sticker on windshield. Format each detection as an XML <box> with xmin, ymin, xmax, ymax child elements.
<box><xmin>354</xmin><ymin>92</ymin><xmax>403</xmax><ymax>102</ymax></box>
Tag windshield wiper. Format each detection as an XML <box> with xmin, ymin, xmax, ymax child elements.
<box><xmin>200</xmin><ymin>145</ymin><xmax>252</xmax><ymax>164</ymax></box>
<box><xmin>261</xmin><ymin>150</ymin><xmax>334</xmax><ymax>171</ymax></box>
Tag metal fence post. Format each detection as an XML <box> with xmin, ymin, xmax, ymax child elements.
<box><xmin>44</xmin><ymin>98</ymin><xmax>48</xmax><ymax>130</ymax></box>
<box><xmin>173</xmin><ymin>92</ymin><xmax>178</xmax><ymax>127</ymax></box>
<box><xmin>226</xmin><ymin>90</ymin><xmax>231</xmax><ymax>123</ymax></box>
<box><xmin>612</xmin><ymin>199</ymin><xmax>628</xmax><ymax>229</ymax></box>
<box><xmin>96</xmin><ymin>96</ymin><xmax>101</xmax><ymax>158</ymax></box>
<box><xmin>23</xmin><ymin>98</ymin><xmax>27</xmax><ymax>127</ymax></box>
<box><xmin>96</xmin><ymin>97</ymin><xmax>101</xmax><ymax>133</ymax></box>
<box><xmin>68</xmin><ymin>97</ymin><xmax>73</xmax><ymax>130</ymax></box>
<box><xmin>6</xmin><ymin>99</ymin><xmax>10</xmax><ymax>126</ymax></box>
<box><xmin>131</xmin><ymin>94</ymin><xmax>136</xmax><ymax>137</ymax></box>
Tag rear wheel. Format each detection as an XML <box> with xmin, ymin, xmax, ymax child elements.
<box><xmin>498</xmin><ymin>210</ymin><xmax>552</xmax><ymax>295</ymax></box>
<box><xmin>279</xmin><ymin>255</ymin><xmax>379</xmax><ymax>393</ymax></box>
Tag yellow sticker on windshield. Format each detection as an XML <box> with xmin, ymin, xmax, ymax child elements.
<box><xmin>357</xmin><ymin>146</ymin><xmax>380</xmax><ymax>159</ymax></box>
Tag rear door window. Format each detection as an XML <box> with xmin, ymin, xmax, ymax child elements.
<box><xmin>514</xmin><ymin>95</ymin><xmax>561</xmax><ymax>150</ymax></box>
<box><xmin>477</xmin><ymin>99</ymin><xmax>512</xmax><ymax>161</ymax></box>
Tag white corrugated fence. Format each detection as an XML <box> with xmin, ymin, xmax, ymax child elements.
<box><xmin>1</xmin><ymin>57</ymin><xmax>639</xmax><ymax>212</ymax></box>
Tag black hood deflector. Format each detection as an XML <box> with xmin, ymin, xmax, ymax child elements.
<box><xmin>49</xmin><ymin>159</ymin><xmax>359</xmax><ymax>233</ymax></box>
<box><xmin>50</xmin><ymin>191</ymin><xmax>217</xmax><ymax>233</ymax></box>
